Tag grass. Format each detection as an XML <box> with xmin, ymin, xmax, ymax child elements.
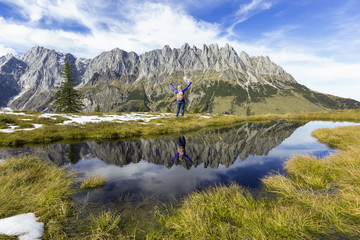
<box><xmin>0</xmin><ymin>109</ymin><xmax>359</xmax><ymax>147</ymax></box>
<box><xmin>1</xmin><ymin>109</ymin><xmax>360</xmax><ymax>239</ymax></box>
<box><xmin>150</xmin><ymin>119</ymin><xmax>360</xmax><ymax>239</ymax></box>
<box><xmin>0</xmin><ymin>155</ymin><xmax>159</xmax><ymax>239</ymax></box>
<box><xmin>150</xmin><ymin>184</ymin><xmax>329</xmax><ymax>239</ymax></box>
<box><xmin>67</xmin><ymin>192</ymin><xmax>164</xmax><ymax>240</ymax></box>
<box><xmin>0</xmin><ymin>155</ymin><xmax>76</xmax><ymax>239</ymax></box>
<box><xmin>80</xmin><ymin>176</ymin><xmax>106</xmax><ymax>189</ymax></box>
<box><xmin>312</xmin><ymin>125</ymin><xmax>360</xmax><ymax>149</ymax></box>
<box><xmin>89</xmin><ymin>210</ymin><xmax>125</xmax><ymax>240</ymax></box>
<box><xmin>0</xmin><ymin>156</ymin><xmax>122</xmax><ymax>239</ymax></box>
<box><xmin>0</xmin><ymin>112</ymin><xmax>68</xmax><ymax>130</ymax></box>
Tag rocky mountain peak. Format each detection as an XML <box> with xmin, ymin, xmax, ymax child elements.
<box><xmin>20</xmin><ymin>46</ymin><xmax>51</xmax><ymax>63</ymax></box>
<box><xmin>162</xmin><ymin>45</ymin><xmax>172</xmax><ymax>56</ymax></box>
<box><xmin>209</xmin><ymin>43</ymin><xmax>219</xmax><ymax>53</ymax></box>
<box><xmin>2</xmin><ymin>43</ymin><xmax>359</xmax><ymax>113</ymax></box>
<box><xmin>239</xmin><ymin>51</ymin><xmax>251</xmax><ymax>64</ymax></box>
<box><xmin>0</xmin><ymin>55</ymin><xmax>27</xmax><ymax>76</ymax></box>
<box><xmin>0</xmin><ymin>55</ymin><xmax>5</xmax><ymax>64</ymax></box>
<box><xmin>81</xmin><ymin>48</ymin><xmax>140</xmax><ymax>86</ymax></box>
<box><xmin>180</xmin><ymin>43</ymin><xmax>191</xmax><ymax>51</ymax></box>
<box><xmin>0</xmin><ymin>53</ymin><xmax>15</xmax><ymax>64</ymax></box>
<box><xmin>223</xmin><ymin>43</ymin><xmax>235</xmax><ymax>52</ymax></box>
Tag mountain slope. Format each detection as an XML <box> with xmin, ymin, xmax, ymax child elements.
<box><xmin>0</xmin><ymin>44</ymin><xmax>359</xmax><ymax>114</ymax></box>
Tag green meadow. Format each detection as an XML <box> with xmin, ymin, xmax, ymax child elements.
<box><xmin>0</xmin><ymin>109</ymin><xmax>359</xmax><ymax>147</ymax></box>
<box><xmin>0</xmin><ymin>109</ymin><xmax>359</xmax><ymax>239</ymax></box>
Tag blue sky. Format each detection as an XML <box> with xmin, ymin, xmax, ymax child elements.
<box><xmin>0</xmin><ymin>0</ymin><xmax>359</xmax><ymax>101</ymax></box>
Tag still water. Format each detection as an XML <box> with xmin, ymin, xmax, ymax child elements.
<box><xmin>0</xmin><ymin>121</ymin><xmax>357</xmax><ymax>203</ymax></box>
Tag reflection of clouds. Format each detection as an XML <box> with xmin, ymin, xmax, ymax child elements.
<box><xmin>211</xmin><ymin>121</ymin><xmax>360</xmax><ymax>185</ymax></box>
<box><xmin>227</xmin><ymin>156</ymin><xmax>267</xmax><ymax>169</ymax></box>
<box><xmin>279</xmin><ymin>121</ymin><xmax>359</xmax><ymax>148</ymax></box>
<box><xmin>265</xmin><ymin>121</ymin><xmax>360</xmax><ymax>158</ymax></box>
<box><xmin>141</xmin><ymin>165</ymin><xmax>216</xmax><ymax>196</ymax></box>
<box><xmin>69</xmin><ymin>158</ymin><xmax>218</xmax><ymax>199</ymax></box>
<box><xmin>66</xmin><ymin>121</ymin><xmax>360</xmax><ymax>200</ymax></box>
<box><xmin>213</xmin><ymin>156</ymin><xmax>286</xmax><ymax>188</ymax></box>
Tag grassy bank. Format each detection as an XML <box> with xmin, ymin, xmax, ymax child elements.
<box><xmin>0</xmin><ymin>109</ymin><xmax>359</xmax><ymax>147</ymax></box>
<box><xmin>0</xmin><ymin>156</ymin><xmax>131</xmax><ymax>239</ymax></box>
<box><xmin>0</xmin><ymin>156</ymin><xmax>75</xmax><ymax>239</ymax></box>
<box><xmin>149</xmin><ymin>125</ymin><xmax>360</xmax><ymax>239</ymax></box>
<box><xmin>1</xmin><ymin>109</ymin><xmax>360</xmax><ymax>239</ymax></box>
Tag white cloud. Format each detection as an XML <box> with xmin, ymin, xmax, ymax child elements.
<box><xmin>231</xmin><ymin>16</ymin><xmax>360</xmax><ymax>102</ymax></box>
<box><xmin>0</xmin><ymin>0</ymin><xmax>359</xmax><ymax>101</ymax></box>
<box><xmin>0</xmin><ymin>1</ymin><xmax>223</xmax><ymax>58</ymax></box>
<box><xmin>244</xmin><ymin>42</ymin><xmax>360</xmax><ymax>101</ymax></box>
<box><xmin>0</xmin><ymin>44</ymin><xmax>16</xmax><ymax>56</ymax></box>
<box><xmin>284</xmin><ymin>61</ymin><xmax>360</xmax><ymax>101</ymax></box>
<box><xmin>253</xmin><ymin>37</ymin><xmax>360</xmax><ymax>101</ymax></box>
<box><xmin>124</xmin><ymin>3</ymin><xmax>221</xmax><ymax>49</ymax></box>
<box><xmin>235</xmin><ymin>0</ymin><xmax>272</xmax><ymax>17</ymax></box>
<box><xmin>227</xmin><ymin>0</ymin><xmax>273</xmax><ymax>35</ymax></box>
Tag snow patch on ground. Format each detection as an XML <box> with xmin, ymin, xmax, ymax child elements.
<box><xmin>0</xmin><ymin>108</ymin><xmax>27</xmax><ymax>115</ymax></box>
<box><xmin>0</xmin><ymin>109</ymin><xmax>175</xmax><ymax>133</ymax></box>
<box><xmin>0</xmin><ymin>124</ymin><xmax>43</xmax><ymax>133</ymax></box>
<box><xmin>36</xmin><ymin>112</ymin><xmax>175</xmax><ymax>125</ymax></box>
<box><xmin>1</xmin><ymin>108</ymin><xmax>212</xmax><ymax>133</ymax></box>
<box><xmin>0</xmin><ymin>213</ymin><xmax>44</xmax><ymax>240</ymax></box>
<box><xmin>59</xmin><ymin>113</ymin><xmax>173</xmax><ymax>125</ymax></box>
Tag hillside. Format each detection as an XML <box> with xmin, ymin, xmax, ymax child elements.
<box><xmin>0</xmin><ymin>43</ymin><xmax>359</xmax><ymax>114</ymax></box>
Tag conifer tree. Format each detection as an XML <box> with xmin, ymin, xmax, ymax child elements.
<box><xmin>94</xmin><ymin>104</ymin><xmax>101</xmax><ymax>112</ymax></box>
<box><xmin>53</xmin><ymin>61</ymin><xmax>84</xmax><ymax>113</ymax></box>
<box><xmin>138</xmin><ymin>102</ymin><xmax>146</xmax><ymax>112</ymax></box>
<box><xmin>193</xmin><ymin>104</ymin><xmax>201</xmax><ymax>113</ymax></box>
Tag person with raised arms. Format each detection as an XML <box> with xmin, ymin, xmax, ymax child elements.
<box><xmin>170</xmin><ymin>82</ymin><xmax>192</xmax><ymax>117</ymax></box>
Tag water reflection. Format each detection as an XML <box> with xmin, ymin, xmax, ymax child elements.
<box><xmin>0</xmin><ymin>120</ymin><xmax>303</xmax><ymax>169</ymax></box>
<box><xmin>0</xmin><ymin>121</ymin><xmax>358</xmax><ymax>202</ymax></box>
<box><xmin>171</xmin><ymin>136</ymin><xmax>193</xmax><ymax>168</ymax></box>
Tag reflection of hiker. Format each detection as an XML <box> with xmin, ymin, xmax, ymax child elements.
<box><xmin>170</xmin><ymin>82</ymin><xmax>192</xmax><ymax>117</ymax></box>
<box><xmin>172</xmin><ymin>136</ymin><xmax>193</xmax><ymax>164</ymax></box>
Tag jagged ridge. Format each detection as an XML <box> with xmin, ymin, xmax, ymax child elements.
<box><xmin>0</xmin><ymin>43</ymin><xmax>359</xmax><ymax>114</ymax></box>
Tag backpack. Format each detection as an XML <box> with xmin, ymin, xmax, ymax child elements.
<box><xmin>177</xmin><ymin>91</ymin><xmax>184</xmax><ymax>101</ymax></box>
<box><xmin>177</xmin><ymin>146</ymin><xmax>185</xmax><ymax>155</ymax></box>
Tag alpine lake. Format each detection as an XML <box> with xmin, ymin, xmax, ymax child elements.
<box><xmin>1</xmin><ymin>120</ymin><xmax>359</xmax><ymax>236</ymax></box>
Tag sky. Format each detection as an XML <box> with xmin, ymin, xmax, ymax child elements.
<box><xmin>0</xmin><ymin>0</ymin><xmax>359</xmax><ymax>101</ymax></box>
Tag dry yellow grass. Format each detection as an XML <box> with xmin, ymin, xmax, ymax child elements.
<box><xmin>80</xmin><ymin>175</ymin><xmax>106</xmax><ymax>189</ymax></box>
<box><xmin>151</xmin><ymin>120</ymin><xmax>360</xmax><ymax>239</ymax></box>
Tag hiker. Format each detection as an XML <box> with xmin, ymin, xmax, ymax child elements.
<box><xmin>170</xmin><ymin>82</ymin><xmax>192</xmax><ymax>117</ymax></box>
<box><xmin>172</xmin><ymin>136</ymin><xmax>193</xmax><ymax>164</ymax></box>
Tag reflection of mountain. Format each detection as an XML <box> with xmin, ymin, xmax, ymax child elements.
<box><xmin>0</xmin><ymin>121</ymin><xmax>304</xmax><ymax>169</ymax></box>
<box><xmin>189</xmin><ymin>121</ymin><xmax>304</xmax><ymax>167</ymax></box>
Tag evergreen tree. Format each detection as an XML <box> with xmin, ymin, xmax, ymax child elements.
<box><xmin>193</xmin><ymin>104</ymin><xmax>201</xmax><ymax>113</ymax></box>
<box><xmin>94</xmin><ymin>104</ymin><xmax>101</xmax><ymax>112</ymax></box>
<box><xmin>166</xmin><ymin>105</ymin><xmax>171</xmax><ymax>113</ymax></box>
<box><xmin>53</xmin><ymin>61</ymin><xmax>84</xmax><ymax>113</ymax></box>
<box><xmin>138</xmin><ymin>102</ymin><xmax>146</xmax><ymax>112</ymax></box>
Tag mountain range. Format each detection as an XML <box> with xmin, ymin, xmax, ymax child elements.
<box><xmin>0</xmin><ymin>43</ymin><xmax>359</xmax><ymax>114</ymax></box>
